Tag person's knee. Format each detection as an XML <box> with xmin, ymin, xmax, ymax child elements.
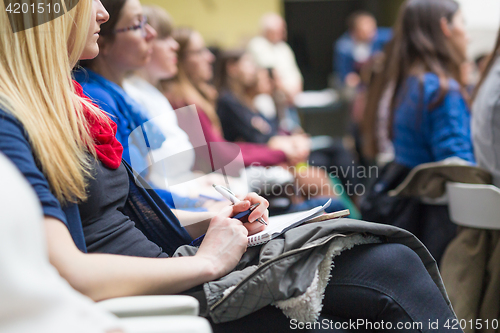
<box><xmin>332</xmin><ymin>242</ymin><xmax>428</xmax><ymax>288</ymax></box>
<box><xmin>365</xmin><ymin>243</ymin><xmax>424</xmax><ymax>280</ymax></box>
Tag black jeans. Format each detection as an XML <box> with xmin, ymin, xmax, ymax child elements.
<box><xmin>210</xmin><ymin>243</ymin><xmax>461</xmax><ymax>333</ymax></box>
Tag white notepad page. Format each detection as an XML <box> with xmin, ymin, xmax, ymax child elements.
<box><xmin>248</xmin><ymin>199</ymin><xmax>331</xmax><ymax>247</ymax></box>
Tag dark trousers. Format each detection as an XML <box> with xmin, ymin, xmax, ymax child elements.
<box><xmin>210</xmin><ymin>243</ymin><xmax>461</xmax><ymax>333</ymax></box>
<box><xmin>309</xmin><ymin>140</ymin><xmax>361</xmax><ymax>191</ymax></box>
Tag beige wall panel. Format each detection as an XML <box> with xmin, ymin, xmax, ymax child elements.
<box><xmin>141</xmin><ymin>0</ymin><xmax>281</xmax><ymax>48</ymax></box>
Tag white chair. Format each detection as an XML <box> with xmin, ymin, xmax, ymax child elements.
<box><xmin>97</xmin><ymin>295</ymin><xmax>200</xmax><ymax>317</ymax></box>
<box><xmin>118</xmin><ymin>316</ymin><xmax>212</xmax><ymax>333</ymax></box>
<box><xmin>0</xmin><ymin>152</ymin><xmax>212</xmax><ymax>333</ymax></box>
<box><xmin>98</xmin><ymin>295</ymin><xmax>212</xmax><ymax>333</ymax></box>
<box><xmin>446</xmin><ymin>182</ymin><xmax>500</xmax><ymax>229</ymax></box>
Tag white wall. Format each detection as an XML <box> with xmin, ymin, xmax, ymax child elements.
<box><xmin>456</xmin><ymin>0</ymin><xmax>500</xmax><ymax>59</ymax></box>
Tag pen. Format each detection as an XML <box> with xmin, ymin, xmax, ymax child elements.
<box><xmin>212</xmin><ymin>185</ymin><xmax>267</xmax><ymax>225</ymax></box>
<box><xmin>213</xmin><ymin>184</ymin><xmax>240</xmax><ymax>204</ymax></box>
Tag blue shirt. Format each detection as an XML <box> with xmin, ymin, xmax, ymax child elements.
<box><xmin>393</xmin><ymin>73</ymin><xmax>475</xmax><ymax>168</ymax></box>
<box><xmin>0</xmin><ymin>110</ymin><xmax>87</xmax><ymax>252</ymax></box>
<box><xmin>334</xmin><ymin>28</ymin><xmax>392</xmax><ymax>82</ymax></box>
<box><xmin>74</xmin><ymin>69</ymin><xmax>165</xmax><ymax>173</ymax></box>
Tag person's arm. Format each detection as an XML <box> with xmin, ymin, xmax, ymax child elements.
<box><xmin>172</xmin><ymin>209</ymin><xmax>214</xmax><ymax>239</ymax></box>
<box><xmin>45</xmin><ymin>216</ymin><xmax>219</xmax><ymax>301</ymax></box>
<box><xmin>334</xmin><ymin>38</ymin><xmax>355</xmax><ymax>84</ymax></box>
<box><xmin>45</xmin><ymin>194</ymin><xmax>267</xmax><ymax>302</ymax></box>
<box><xmin>0</xmin><ymin>109</ymin><xmax>263</xmax><ymax>302</ymax></box>
<box><xmin>217</xmin><ymin>94</ymin><xmax>275</xmax><ymax>144</ymax></box>
<box><xmin>429</xmin><ymin>89</ymin><xmax>475</xmax><ymax>164</ymax></box>
<box><xmin>268</xmin><ymin>135</ymin><xmax>309</xmax><ymax>165</ymax></box>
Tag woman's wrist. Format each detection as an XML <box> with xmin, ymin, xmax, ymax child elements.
<box><xmin>192</xmin><ymin>254</ymin><xmax>220</xmax><ymax>281</ymax></box>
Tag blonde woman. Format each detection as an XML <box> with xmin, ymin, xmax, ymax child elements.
<box><xmin>0</xmin><ymin>0</ymin><xmax>266</xmax><ymax>300</ymax></box>
<box><xmin>0</xmin><ymin>0</ymin><xmax>462</xmax><ymax>331</ymax></box>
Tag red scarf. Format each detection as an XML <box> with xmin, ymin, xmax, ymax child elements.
<box><xmin>73</xmin><ymin>81</ymin><xmax>123</xmax><ymax>169</ymax></box>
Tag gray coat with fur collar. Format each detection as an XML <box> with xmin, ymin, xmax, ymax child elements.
<box><xmin>173</xmin><ymin>219</ymin><xmax>454</xmax><ymax>324</ymax></box>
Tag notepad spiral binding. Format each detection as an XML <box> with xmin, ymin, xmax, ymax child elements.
<box><xmin>248</xmin><ymin>234</ymin><xmax>272</xmax><ymax>247</ymax></box>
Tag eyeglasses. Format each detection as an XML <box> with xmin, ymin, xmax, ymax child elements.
<box><xmin>113</xmin><ymin>16</ymin><xmax>148</xmax><ymax>37</ymax></box>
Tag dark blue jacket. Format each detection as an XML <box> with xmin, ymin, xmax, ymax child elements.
<box><xmin>334</xmin><ymin>28</ymin><xmax>392</xmax><ymax>82</ymax></box>
<box><xmin>0</xmin><ymin>109</ymin><xmax>192</xmax><ymax>255</ymax></box>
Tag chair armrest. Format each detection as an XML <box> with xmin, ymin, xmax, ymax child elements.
<box><xmin>119</xmin><ymin>316</ymin><xmax>212</xmax><ymax>333</ymax></box>
<box><xmin>97</xmin><ymin>295</ymin><xmax>199</xmax><ymax>318</ymax></box>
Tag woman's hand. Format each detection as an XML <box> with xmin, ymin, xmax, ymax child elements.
<box><xmin>268</xmin><ymin>135</ymin><xmax>308</xmax><ymax>165</ymax></box>
<box><xmin>195</xmin><ymin>193</ymin><xmax>269</xmax><ymax>279</ymax></box>
<box><xmin>195</xmin><ymin>206</ymin><xmax>249</xmax><ymax>279</ymax></box>
<box><xmin>291</xmin><ymin>134</ymin><xmax>311</xmax><ymax>161</ymax></box>
<box><xmin>232</xmin><ymin>192</ymin><xmax>269</xmax><ymax>235</ymax></box>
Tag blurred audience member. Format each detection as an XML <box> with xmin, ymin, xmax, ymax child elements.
<box><xmin>362</xmin><ymin>0</ymin><xmax>473</xmax><ymax>264</ymax></box>
<box><xmin>440</xmin><ymin>28</ymin><xmax>500</xmax><ymax>328</ymax></box>
<box><xmin>247</xmin><ymin>13</ymin><xmax>303</xmax><ymax>101</ymax></box>
<box><xmin>215</xmin><ymin>50</ymin><xmax>361</xmax><ymax>196</ymax></box>
<box><xmin>123</xmin><ymin>5</ymin><xmax>247</xmax><ymax>199</ymax></box>
<box><xmin>361</xmin><ymin>43</ymin><xmax>395</xmax><ymax>165</ymax></box>
<box><xmin>162</xmin><ymin>28</ymin><xmax>289</xmax><ymax>168</ymax></box>
<box><xmin>471</xmin><ymin>38</ymin><xmax>500</xmax><ymax>188</ymax></box>
<box><xmin>163</xmin><ymin>30</ymin><xmax>345</xmax><ymax>204</ymax></box>
<box><xmin>334</xmin><ymin>11</ymin><xmax>392</xmax><ymax>88</ymax></box>
<box><xmin>387</xmin><ymin>0</ymin><xmax>473</xmax><ymax>169</ymax></box>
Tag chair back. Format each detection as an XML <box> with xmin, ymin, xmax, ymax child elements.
<box><xmin>446</xmin><ymin>182</ymin><xmax>500</xmax><ymax>229</ymax></box>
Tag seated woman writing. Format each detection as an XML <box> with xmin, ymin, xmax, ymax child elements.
<box><xmin>0</xmin><ymin>0</ymin><xmax>462</xmax><ymax>331</ymax></box>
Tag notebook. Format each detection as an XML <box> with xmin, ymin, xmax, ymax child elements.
<box><xmin>248</xmin><ymin>199</ymin><xmax>349</xmax><ymax>247</ymax></box>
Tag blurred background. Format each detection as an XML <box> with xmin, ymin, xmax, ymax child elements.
<box><xmin>143</xmin><ymin>0</ymin><xmax>500</xmax><ymax>90</ymax></box>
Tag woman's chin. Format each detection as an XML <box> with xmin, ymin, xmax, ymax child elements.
<box><xmin>79</xmin><ymin>47</ymin><xmax>100</xmax><ymax>61</ymax></box>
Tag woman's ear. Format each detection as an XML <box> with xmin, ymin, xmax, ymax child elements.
<box><xmin>440</xmin><ymin>17</ymin><xmax>452</xmax><ymax>38</ymax></box>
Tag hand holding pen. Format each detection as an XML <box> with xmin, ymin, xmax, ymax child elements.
<box><xmin>190</xmin><ymin>188</ymin><xmax>269</xmax><ymax>247</ymax></box>
<box><xmin>213</xmin><ymin>185</ymin><xmax>268</xmax><ymax>225</ymax></box>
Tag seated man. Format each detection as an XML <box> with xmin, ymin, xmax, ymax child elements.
<box><xmin>248</xmin><ymin>13</ymin><xmax>303</xmax><ymax>102</ymax></box>
<box><xmin>334</xmin><ymin>11</ymin><xmax>392</xmax><ymax>88</ymax></box>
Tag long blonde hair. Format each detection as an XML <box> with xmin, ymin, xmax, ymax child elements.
<box><xmin>0</xmin><ymin>0</ymin><xmax>109</xmax><ymax>204</ymax></box>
